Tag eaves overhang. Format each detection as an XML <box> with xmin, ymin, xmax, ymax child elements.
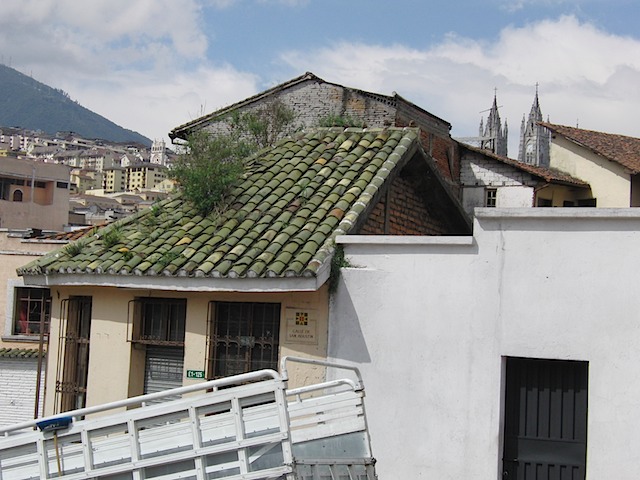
<box><xmin>22</xmin><ymin>261</ymin><xmax>331</xmax><ymax>293</ymax></box>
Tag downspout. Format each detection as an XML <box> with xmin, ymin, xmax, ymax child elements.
<box><xmin>31</xmin><ymin>164</ymin><xmax>36</xmax><ymax>203</ymax></box>
<box><xmin>34</xmin><ymin>297</ymin><xmax>48</xmax><ymax>419</ymax></box>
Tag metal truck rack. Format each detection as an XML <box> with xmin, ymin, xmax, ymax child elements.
<box><xmin>0</xmin><ymin>357</ymin><xmax>376</xmax><ymax>480</ymax></box>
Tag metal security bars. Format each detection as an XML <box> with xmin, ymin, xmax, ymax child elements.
<box><xmin>207</xmin><ymin>302</ymin><xmax>280</xmax><ymax>379</ymax></box>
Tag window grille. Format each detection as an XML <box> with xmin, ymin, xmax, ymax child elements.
<box><xmin>129</xmin><ymin>298</ymin><xmax>186</xmax><ymax>346</ymax></box>
<box><xmin>207</xmin><ymin>302</ymin><xmax>280</xmax><ymax>379</ymax></box>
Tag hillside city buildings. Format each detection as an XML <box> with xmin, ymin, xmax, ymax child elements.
<box><xmin>0</xmin><ymin>128</ymin><xmax>176</xmax><ymax>228</ymax></box>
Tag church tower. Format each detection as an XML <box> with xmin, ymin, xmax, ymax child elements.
<box><xmin>518</xmin><ymin>86</ymin><xmax>550</xmax><ymax>167</ymax></box>
<box><xmin>479</xmin><ymin>92</ymin><xmax>508</xmax><ymax>157</ymax></box>
<box><xmin>150</xmin><ymin>138</ymin><xmax>167</xmax><ymax>166</ymax></box>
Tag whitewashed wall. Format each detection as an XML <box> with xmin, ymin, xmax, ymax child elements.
<box><xmin>0</xmin><ymin>357</ymin><xmax>44</xmax><ymax>425</ymax></box>
<box><xmin>330</xmin><ymin>208</ymin><xmax>640</xmax><ymax>480</ymax></box>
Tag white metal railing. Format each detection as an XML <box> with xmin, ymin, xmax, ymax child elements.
<box><xmin>0</xmin><ymin>358</ymin><xmax>376</xmax><ymax>480</ymax></box>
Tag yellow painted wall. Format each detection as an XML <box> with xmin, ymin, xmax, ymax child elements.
<box><xmin>43</xmin><ymin>285</ymin><xmax>330</xmax><ymax>415</ymax></box>
<box><xmin>549</xmin><ymin>136</ymin><xmax>630</xmax><ymax>207</ymax></box>
<box><xmin>535</xmin><ymin>184</ymin><xmax>593</xmax><ymax>207</ymax></box>
<box><xmin>0</xmin><ymin>235</ymin><xmax>62</xmax><ymax>349</ymax></box>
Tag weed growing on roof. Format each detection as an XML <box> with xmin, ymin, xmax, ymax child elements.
<box><xmin>101</xmin><ymin>225</ymin><xmax>123</xmax><ymax>249</ymax></box>
<box><xmin>170</xmin><ymin>100</ymin><xmax>294</xmax><ymax>216</ymax></box>
<box><xmin>158</xmin><ymin>250</ymin><xmax>180</xmax><ymax>269</ymax></box>
<box><xmin>64</xmin><ymin>238</ymin><xmax>88</xmax><ymax>257</ymax></box>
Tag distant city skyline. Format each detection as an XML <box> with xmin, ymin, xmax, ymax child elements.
<box><xmin>1</xmin><ymin>0</ymin><xmax>639</xmax><ymax>157</ymax></box>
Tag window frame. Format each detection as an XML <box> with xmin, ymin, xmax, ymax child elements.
<box><xmin>130</xmin><ymin>297</ymin><xmax>186</xmax><ymax>346</ymax></box>
<box><xmin>207</xmin><ymin>301</ymin><xmax>281</xmax><ymax>380</ymax></box>
<box><xmin>12</xmin><ymin>287</ymin><xmax>51</xmax><ymax>337</ymax></box>
<box><xmin>485</xmin><ymin>187</ymin><xmax>497</xmax><ymax>207</ymax></box>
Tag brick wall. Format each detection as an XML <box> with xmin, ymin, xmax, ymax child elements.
<box><xmin>359</xmin><ymin>174</ymin><xmax>448</xmax><ymax>235</ymax></box>
<box><xmin>395</xmin><ymin>114</ymin><xmax>461</xmax><ymax>195</ymax></box>
<box><xmin>0</xmin><ymin>357</ymin><xmax>44</xmax><ymax>425</ymax></box>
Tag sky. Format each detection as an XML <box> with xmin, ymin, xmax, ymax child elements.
<box><xmin>1</xmin><ymin>0</ymin><xmax>639</xmax><ymax>158</ymax></box>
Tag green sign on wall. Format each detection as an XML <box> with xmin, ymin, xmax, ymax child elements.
<box><xmin>186</xmin><ymin>370</ymin><xmax>205</xmax><ymax>379</ymax></box>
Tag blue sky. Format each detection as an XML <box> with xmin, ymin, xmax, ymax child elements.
<box><xmin>1</xmin><ymin>0</ymin><xmax>639</xmax><ymax>157</ymax></box>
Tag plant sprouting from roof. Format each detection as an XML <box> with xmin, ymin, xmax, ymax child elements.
<box><xmin>64</xmin><ymin>238</ymin><xmax>88</xmax><ymax>258</ymax></box>
<box><xmin>170</xmin><ymin>100</ymin><xmax>295</xmax><ymax>216</ymax></box>
<box><xmin>229</xmin><ymin>99</ymin><xmax>295</xmax><ymax>150</ymax></box>
<box><xmin>169</xmin><ymin>130</ymin><xmax>249</xmax><ymax>215</ymax></box>
<box><xmin>101</xmin><ymin>225</ymin><xmax>124</xmax><ymax>249</ymax></box>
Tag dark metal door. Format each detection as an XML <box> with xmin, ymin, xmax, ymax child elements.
<box><xmin>502</xmin><ymin>357</ymin><xmax>588</xmax><ymax>480</ymax></box>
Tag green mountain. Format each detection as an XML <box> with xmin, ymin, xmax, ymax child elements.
<box><xmin>0</xmin><ymin>64</ymin><xmax>151</xmax><ymax>146</ymax></box>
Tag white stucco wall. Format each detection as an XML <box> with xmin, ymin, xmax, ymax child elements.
<box><xmin>460</xmin><ymin>153</ymin><xmax>536</xmax><ymax>214</ymax></box>
<box><xmin>330</xmin><ymin>209</ymin><xmax>640</xmax><ymax>480</ymax></box>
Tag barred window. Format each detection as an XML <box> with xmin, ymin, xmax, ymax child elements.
<box><xmin>132</xmin><ymin>298</ymin><xmax>186</xmax><ymax>345</ymax></box>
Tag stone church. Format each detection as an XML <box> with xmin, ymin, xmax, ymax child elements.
<box><xmin>517</xmin><ymin>87</ymin><xmax>551</xmax><ymax>167</ymax></box>
<box><xmin>477</xmin><ymin>87</ymin><xmax>551</xmax><ymax>166</ymax></box>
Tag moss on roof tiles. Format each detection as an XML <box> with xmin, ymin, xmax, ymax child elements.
<box><xmin>19</xmin><ymin>127</ymin><xmax>421</xmax><ymax>280</ymax></box>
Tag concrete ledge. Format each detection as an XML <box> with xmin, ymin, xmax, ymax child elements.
<box><xmin>475</xmin><ymin>207</ymin><xmax>640</xmax><ymax>219</ymax></box>
<box><xmin>336</xmin><ymin>235</ymin><xmax>474</xmax><ymax>246</ymax></box>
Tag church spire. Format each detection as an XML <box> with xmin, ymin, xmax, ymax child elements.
<box><xmin>518</xmin><ymin>84</ymin><xmax>550</xmax><ymax>166</ymax></box>
<box><xmin>479</xmin><ymin>88</ymin><xmax>508</xmax><ymax>157</ymax></box>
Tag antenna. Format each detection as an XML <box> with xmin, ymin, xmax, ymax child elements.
<box><xmin>479</xmin><ymin>105</ymin><xmax>503</xmax><ymax>114</ymax></box>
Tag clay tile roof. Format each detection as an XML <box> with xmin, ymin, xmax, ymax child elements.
<box><xmin>541</xmin><ymin>122</ymin><xmax>640</xmax><ymax>174</ymax></box>
<box><xmin>41</xmin><ymin>224</ymin><xmax>107</xmax><ymax>242</ymax></box>
<box><xmin>459</xmin><ymin>143</ymin><xmax>589</xmax><ymax>187</ymax></box>
<box><xmin>0</xmin><ymin>348</ymin><xmax>45</xmax><ymax>358</ymax></box>
<box><xmin>19</xmin><ymin>128</ymin><xmax>421</xmax><ymax>280</ymax></box>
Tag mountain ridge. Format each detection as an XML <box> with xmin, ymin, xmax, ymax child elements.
<box><xmin>0</xmin><ymin>64</ymin><xmax>151</xmax><ymax>146</ymax></box>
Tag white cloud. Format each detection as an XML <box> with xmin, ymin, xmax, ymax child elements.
<box><xmin>280</xmin><ymin>15</ymin><xmax>640</xmax><ymax>157</ymax></box>
<box><xmin>0</xmin><ymin>0</ymin><xmax>259</xmax><ymax>142</ymax></box>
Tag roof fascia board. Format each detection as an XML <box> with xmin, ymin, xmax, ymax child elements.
<box><xmin>22</xmin><ymin>270</ymin><xmax>329</xmax><ymax>293</ymax></box>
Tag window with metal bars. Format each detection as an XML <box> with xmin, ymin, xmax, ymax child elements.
<box><xmin>207</xmin><ymin>302</ymin><xmax>280</xmax><ymax>379</ymax></box>
<box><xmin>56</xmin><ymin>296</ymin><xmax>92</xmax><ymax>413</ymax></box>
<box><xmin>131</xmin><ymin>298</ymin><xmax>186</xmax><ymax>346</ymax></box>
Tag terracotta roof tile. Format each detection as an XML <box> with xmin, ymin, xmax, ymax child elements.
<box><xmin>541</xmin><ymin>122</ymin><xmax>640</xmax><ymax>174</ymax></box>
<box><xmin>19</xmin><ymin>128</ymin><xmax>421</xmax><ymax>280</ymax></box>
<box><xmin>459</xmin><ymin>142</ymin><xmax>590</xmax><ymax>187</ymax></box>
